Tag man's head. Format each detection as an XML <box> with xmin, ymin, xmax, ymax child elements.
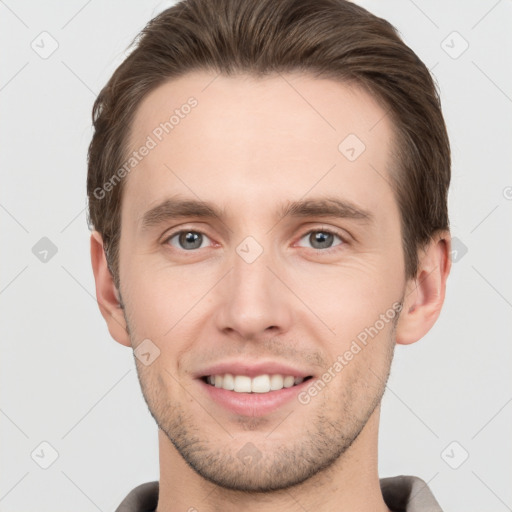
<box><xmin>89</xmin><ymin>0</ymin><xmax>451</xmax><ymax>494</ymax></box>
<box><xmin>88</xmin><ymin>0</ymin><xmax>450</xmax><ymax>288</ymax></box>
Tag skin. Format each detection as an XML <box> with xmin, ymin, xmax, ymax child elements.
<box><xmin>91</xmin><ymin>70</ymin><xmax>451</xmax><ymax>512</ymax></box>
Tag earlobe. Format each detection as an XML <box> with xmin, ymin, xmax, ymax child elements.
<box><xmin>395</xmin><ymin>232</ymin><xmax>452</xmax><ymax>345</ymax></box>
<box><xmin>90</xmin><ymin>231</ymin><xmax>131</xmax><ymax>347</ymax></box>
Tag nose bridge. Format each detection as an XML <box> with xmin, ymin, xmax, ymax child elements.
<box><xmin>215</xmin><ymin>237</ymin><xmax>291</xmax><ymax>338</ymax></box>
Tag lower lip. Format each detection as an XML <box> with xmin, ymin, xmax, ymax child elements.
<box><xmin>198</xmin><ymin>378</ymin><xmax>312</xmax><ymax>417</ymax></box>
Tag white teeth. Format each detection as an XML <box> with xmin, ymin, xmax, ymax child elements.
<box><xmin>234</xmin><ymin>375</ymin><xmax>252</xmax><ymax>393</ymax></box>
<box><xmin>222</xmin><ymin>373</ymin><xmax>235</xmax><ymax>390</ymax></box>
<box><xmin>283</xmin><ymin>376</ymin><xmax>295</xmax><ymax>388</ymax></box>
<box><xmin>270</xmin><ymin>374</ymin><xmax>283</xmax><ymax>390</ymax></box>
<box><xmin>205</xmin><ymin>373</ymin><xmax>307</xmax><ymax>393</ymax></box>
<box><xmin>251</xmin><ymin>375</ymin><xmax>271</xmax><ymax>393</ymax></box>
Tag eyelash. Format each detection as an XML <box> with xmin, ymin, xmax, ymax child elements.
<box><xmin>163</xmin><ymin>227</ymin><xmax>346</xmax><ymax>253</ymax></box>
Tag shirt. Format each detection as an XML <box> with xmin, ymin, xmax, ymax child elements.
<box><xmin>115</xmin><ymin>475</ymin><xmax>443</xmax><ymax>511</ymax></box>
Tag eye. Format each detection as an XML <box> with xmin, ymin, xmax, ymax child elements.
<box><xmin>165</xmin><ymin>230</ymin><xmax>212</xmax><ymax>251</ymax></box>
<box><xmin>163</xmin><ymin>228</ymin><xmax>344</xmax><ymax>253</ymax></box>
<box><xmin>296</xmin><ymin>228</ymin><xmax>344</xmax><ymax>251</ymax></box>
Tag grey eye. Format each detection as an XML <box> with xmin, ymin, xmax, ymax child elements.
<box><xmin>168</xmin><ymin>231</ymin><xmax>210</xmax><ymax>250</ymax></box>
<box><xmin>297</xmin><ymin>230</ymin><xmax>343</xmax><ymax>250</ymax></box>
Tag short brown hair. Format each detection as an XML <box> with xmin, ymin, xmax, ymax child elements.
<box><xmin>87</xmin><ymin>0</ymin><xmax>450</xmax><ymax>287</ymax></box>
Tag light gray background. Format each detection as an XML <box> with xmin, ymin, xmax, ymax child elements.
<box><xmin>1</xmin><ymin>1</ymin><xmax>511</xmax><ymax>511</ymax></box>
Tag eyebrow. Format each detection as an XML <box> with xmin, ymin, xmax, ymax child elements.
<box><xmin>139</xmin><ymin>196</ymin><xmax>373</xmax><ymax>231</ymax></box>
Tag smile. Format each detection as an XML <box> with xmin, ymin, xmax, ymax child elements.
<box><xmin>202</xmin><ymin>373</ymin><xmax>313</xmax><ymax>394</ymax></box>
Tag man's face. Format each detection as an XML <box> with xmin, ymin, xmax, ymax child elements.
<box><xmin>117</xmin><ymin>71</ymin><xmax>406</xmax><ymax>491</ymax></box>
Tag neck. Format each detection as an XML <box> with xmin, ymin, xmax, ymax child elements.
<box><xmin>156</xmin><ymin>406</ymin><xmax>390</xmax><ymax>512</ymax></box>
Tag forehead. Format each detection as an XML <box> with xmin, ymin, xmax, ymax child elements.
<box><xmin>123</xmin><ymin>70</ymin><xmax>396</xmax><ymax>225</ymax></box>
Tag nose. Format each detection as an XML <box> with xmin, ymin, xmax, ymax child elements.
<box><xmin>214</xmin><ymin>245</ymin><xmax>293</xmax><ymax>341</ymax></box>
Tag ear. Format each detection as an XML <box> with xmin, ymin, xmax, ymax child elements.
<box><xmin>396</xmin><ymin>231</ymin><xmax>452</xmax><ymax>345</ymax></box>
<box><xmin>90</xmin><ymin>231</ymin><xmax>131</xmax><ymax>347</ymax></box>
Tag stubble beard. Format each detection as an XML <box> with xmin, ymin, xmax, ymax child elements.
<box><xmin>123</xmin><ymin>300</ymin><xmax>399</xmax><ymax>493</ymax></box>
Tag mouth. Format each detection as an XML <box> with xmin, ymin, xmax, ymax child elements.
<box><xmin>198</xmin><ymin>373</ymin><xmax>314</xmax><ymax>416</ymax></box>
<box><xmin>200</xmin><ymin>373</ymin><xmax>314</xmax><ymax>394</ymax></box>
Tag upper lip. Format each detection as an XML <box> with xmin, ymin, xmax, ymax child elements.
<box><xmin>195</xmin><ymin>360</ymin><xmax>314</xmax><ymax>379</ymax></box>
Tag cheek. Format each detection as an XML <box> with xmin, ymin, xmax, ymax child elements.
<box><xmin>121</xmin><ymin>241</ymin><xmax>404</xmax><ymax>346</ymax></box>
<box><xmin>121</xmin><ymin>259</ymin><xmax>219</xmax><ymax>342</ymax></box>
<box><xmin>288</xmin><ymin>258</ymin><xmax>402</xmax><ymax>338</ymax></box>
